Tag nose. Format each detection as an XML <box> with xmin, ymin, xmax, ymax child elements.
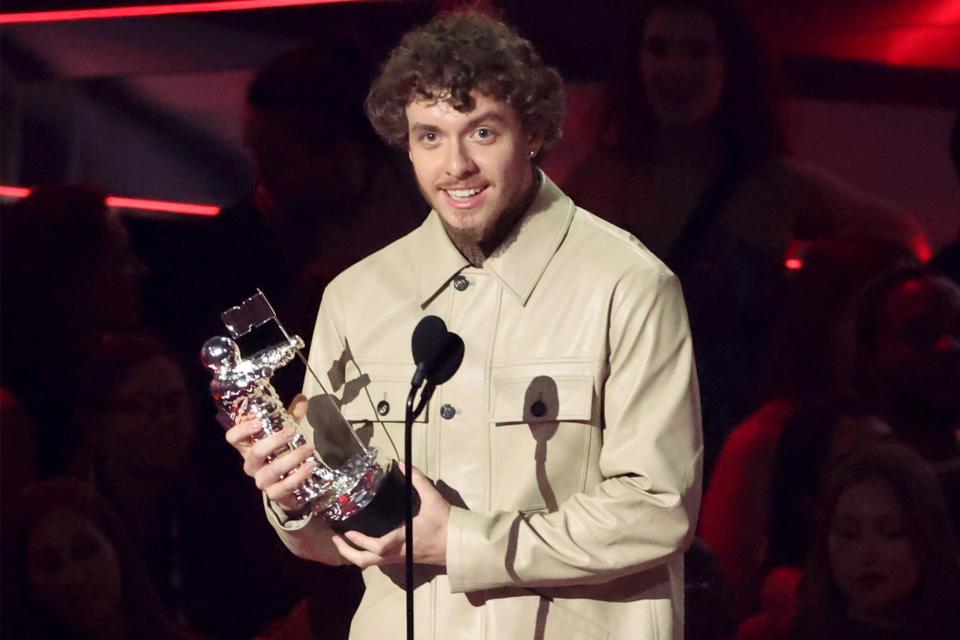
<box><xmin>444</xmin><ymin>139</ymin><xmax>477</xmax><ymax>180</ymax></box>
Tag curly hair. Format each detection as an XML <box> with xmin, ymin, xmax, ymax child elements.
<box><xmin>365</xmin><ymin>10</ymin><xmax>565</xmax><ymax>156</ymax></box>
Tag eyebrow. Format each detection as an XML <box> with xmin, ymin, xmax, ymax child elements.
<box><xmin>409</xmin><ymin>110</ymin><xmax>510</xmax><ymax>135</ymax></box>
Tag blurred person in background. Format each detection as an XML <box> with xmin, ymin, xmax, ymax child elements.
<box><xmin>565</xmin><ymin>0</ymin><xmax>928</xmax><ymax>478</ymax></box>
<box><xmin>855</xmin><ymin>267</ymin><xmax>960</xmax><ymax>533</ymax></box>
<box><xmin>699</xmin><ymin>235</ymin><xmax>916</xmax><ymax>620</ymax></box>
<box><xmin>788</xmin><ymin>444</ymin><xmax>960</xmax><ymax>640</ymax></box>
<box><xmin>0</xmin><ymin>185</ymin><xmax>144</xmax><ymax>475</ymax></box>
<box><xmin>136</xmin><ymin>32</ymin><xmax>423</xmax><ymax>382</ymax></box>
<box><xmin>68</xmin><ymin>334</ymin><xmax>196</xmax><ymax>620</ymax></box>
<box><xmin>1</xmin><ymin>477</ymin><xmax>202</xmax><ymax>640</ymax></box>
<box><xmin>734</xmin><ymin>401</ymin><xmax>890</xmax><ymax>640</ymax></box>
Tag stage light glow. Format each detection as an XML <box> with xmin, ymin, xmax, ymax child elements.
<box><xmin>785</xmin><ymin>258</ymin><xmax>804</xmax><ymax>271</ymax></box>
<box><xmin>0</xmin><ymin>185</ymin><xmax>221</xmax><ymax>216</ymax></box>
<box><xmin>0</xmin><ymin>0</ymin><xmax>366</xmax><ymax>25</ymax></box>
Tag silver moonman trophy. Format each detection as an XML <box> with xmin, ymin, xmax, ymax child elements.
<box><xmin>200</xmin><ymin>290</ymin><xmax>411</xmax><ymax>536</ymax></box>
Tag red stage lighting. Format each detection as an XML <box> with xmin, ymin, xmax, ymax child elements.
<box><xmin>0</xmin><ymin>185</ymin><xmax>221</xmax><ymax>217</ymax></box>
<box><xmin>0</xmin><ymin>0</ymin><xmax>367</xmax><ymax>25</ymax></box>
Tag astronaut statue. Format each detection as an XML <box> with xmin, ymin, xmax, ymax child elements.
<box><xmin>201</xmin><ymin>334</ymin><xmax>342</xmax><ymax>513</ymax></box>
<box><xmin>200</xmin><ymin>291</ymin><xmax>399</xmax><ymax>533</ymax></box>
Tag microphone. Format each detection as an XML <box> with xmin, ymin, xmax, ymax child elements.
<box><xmin>410</xmin><ymin>315</ymin><xmax>464</xmax><ymax>390</ymax></box>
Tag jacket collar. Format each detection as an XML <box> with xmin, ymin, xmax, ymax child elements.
<box><xmin>414</xmin><ymin>171</ymin><xmax>575</xmax><ymax>307</ymax></box>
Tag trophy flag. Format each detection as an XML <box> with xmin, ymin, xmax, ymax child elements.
<box><xmin>221</xmin><ymin>289</ymin><xmax>277</xmax><ymax>339</ymax></box>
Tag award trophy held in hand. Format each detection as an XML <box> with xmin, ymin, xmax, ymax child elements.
<box><xmin>200</xmin><ymin>290</ymin><xmax>410</xmax><ymax>536</ymax></box>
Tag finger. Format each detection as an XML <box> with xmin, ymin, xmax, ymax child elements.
<box><xmin>253</xmin><ymin>441</ymin><xmax>316</xmax><ymax>488</ymax></box>
<box><xmin>332</xmin><ymin>534</ymin><xmax>397</xmax><ymax>569</ymax></box>
<box><xmin>263</xmin><ymin>456</ymin><xmax>320</xmax><ymax>507</ymax></box>
<box><xmin>224</xmin><ymin>417</ymin><xmax>264</xmax><ymax>448</ymax></box>
<box><xmin>344</xmin><ymin>527</ymin><xmax>405</xmax><ymax>558</ymax></box>
<box><xmin>249</xmin><ymin>426</ymin><xmax>300</xmax><ymax>461</ymax></box>
<box><xmin>289</xmin><ymin>394</ymin><xmax>308</xmax><ymax>420</ymax></box>
<box><xmin>243</xmin><ymin>428</ymin><xmax>301</xmax><ymax>476</ymax></box>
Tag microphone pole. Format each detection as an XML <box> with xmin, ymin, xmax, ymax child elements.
<box><xmin>404</xmin><ymin>316</ymin><xmax>464</xmax><ymax>640</ymax></box>
<box><xmin>404</xmin><ymin>371</ymin><xmax>436</xmax><ymax>640</ymax></box>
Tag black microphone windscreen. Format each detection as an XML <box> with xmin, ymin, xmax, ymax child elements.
<box><xmin>428</xmin><ymin>333</ymin><xmax>464</xmax><ymax>385</ymax></box>
<box><xmin>412</xmin><ymin>315</ymin><xmax>448</xmax><ymax>367</ymax></box>
<box><xmin>410</xmin><ymin>315</ymin><xmax>464</xmax><ymax>386</ymax></box>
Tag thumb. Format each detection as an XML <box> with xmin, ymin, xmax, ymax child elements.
<box><xmin>288</xmin><ymin>394</ymin><xmax>308</xmax><ymax>420</ymax></box>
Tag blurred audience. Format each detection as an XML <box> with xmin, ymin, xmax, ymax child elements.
<box><xmin>699</xmin><ymin>235</ymin><xmax>916</xmax><ymax>619</ymax></box>
<box><xmin>855</xmin><ymin>267</ymin><xmax>960</xmax><ymax>532</ymax></box>
<box><xmin>730</xmin><ymin>401</ymin><xmax>891</xmax><ymax>639</ymax></box>
<box><xmin>929</xmin><ymin>112</ymin><xmax>959</xmax><ymax>284</ymax></box>
<box><xmin>765</xmin><ymin>401</ymin><xmax>889</xmax><ymax>578</ymax></box>
<box><xmin>0</xmin><ymin>388</ymin><xmax>39</xmax><ymax>521</ymax></box>
<box><xmin>123</xmin><ymin>35</ymin><xmax>419</xmax><ymax>635</ymax></box>
<box><xmin>776</xmin><ymin>444</ymin><xmax>960</xmax><ymax>640</ymax></box>
<box><xmin>0</xmin><ymin>185</ymin><xmax>145</xmax><ymax>475</ymax></box>
<box><xmin>67</xmin><ymin>334</ymin><xmax>196</xmax><ymax>618</ymax></box>
<box><xmin>564</xmin><ymin>0</ymin><xmax>928</xmax><ymax>476</ymax></box>
<box><xmin>132</xmin><ymin>32</ymin><xmax>423</xmax><ymax>382</ymax></box>
<box><xmin>1</xmin><ymin>477</ymin><xmax>201</xmax><ymax>640</ymax></box>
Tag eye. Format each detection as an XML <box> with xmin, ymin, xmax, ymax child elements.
<box><xmin>419</xmin><ymin>131</ymin><xmax>440</xmax><ymax>145</ymax></box>
<box><xmin>473</xmin><ymin>127</ymin><xmax>497</xmax><ymax>143</ymax></box>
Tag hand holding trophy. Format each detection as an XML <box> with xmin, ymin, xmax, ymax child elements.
<box><xmin>201</xmin><ymin>291</ymin><xmax>410</xmax><ymax>536</ymax></box>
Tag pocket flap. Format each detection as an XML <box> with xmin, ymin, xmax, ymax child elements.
<box><xmin>492</xmin><ymin>374</ymin><xmax>594</xmax><ymax>424</ymax></box>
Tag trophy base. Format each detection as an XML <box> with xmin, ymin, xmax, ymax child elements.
<box><xmin>330</xmin><ymin>462</ymin><xmax>420</xmax><ymax>538</ymax></box>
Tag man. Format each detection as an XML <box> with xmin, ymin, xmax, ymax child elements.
<box><xmin>227</xmin><ymin>11</ymin><xmax>702</xmax><ymax>639</ymax></box>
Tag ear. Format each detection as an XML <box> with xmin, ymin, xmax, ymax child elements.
<box><xmin>527</xmin><ymin>131</ymin><xmax>545</xmax><ymax>159</ymax></box>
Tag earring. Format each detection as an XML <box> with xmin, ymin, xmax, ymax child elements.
<box><xmin>529</xmin><ymin>149</ymin><xmax>537</xmax><ymax>158</ymax></box>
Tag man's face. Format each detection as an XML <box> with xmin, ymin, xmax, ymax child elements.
<box><xmin>405</xmin><ymin>92</ymin><xmax>538</xmax><ymax>249</ymax></box>
<box><xmin>640</xmin><ymin>5</ymin><xmax>725</xmax><ymax>127</ymax></box>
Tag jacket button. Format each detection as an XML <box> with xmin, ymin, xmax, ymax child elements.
<box><xmin>530</xmin><ymin>400</ymin><xmax>547</xmax><ymax>418</ymax></box>
<box><xmin>440</xmin><ymin>404</ymin><xmax>456</xmax><ymax>420</ymax></box>
<box><xmin>452</xmin><ymin>275</ymin><xmax>469</xmax><ymax>291</ymax></box>
<box><xmin>376</xmin><ymin>400</ymin><xmax>390</xmax><ymax>416</ymax></box>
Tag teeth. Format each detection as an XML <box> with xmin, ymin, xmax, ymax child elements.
<box><xmin>446</xmin><ymin>187</ymin><xmax>482</xmax><ymax>199</ymax></box>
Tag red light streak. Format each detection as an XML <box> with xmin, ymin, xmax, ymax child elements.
<box><xmin>785</xmin><ymin>258</ymin><xmax>804</xmax><ymax>271</ymax></box>
<box><xmin>0</xmin><ymin>186</ymin><xmax>31</xmax><ymax>198</ymax></box>
<box><xmin>0</xmin><ymin>0</ymin><xmax>365</xmax><ymax>25</ymax></box>
<box><xmin>0</xmin><ymin>185</ymin><xmax>220</xmax><ymax>217</ymax></box>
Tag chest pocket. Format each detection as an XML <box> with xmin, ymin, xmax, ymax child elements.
<box><xmin>338</xmin><ymin>373</ymin><xmax>427</xmax><ymax>464</ymax></box>
<box><xmin>491</xmin><ymin>374</ymin><xmax>599</xmax><ymax>512</ymax></box>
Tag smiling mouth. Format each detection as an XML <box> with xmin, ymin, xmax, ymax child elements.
<box><xmin>443</xmin><ymin>186</ymin><xmax>486</xmax><ymax>200</ymax></box>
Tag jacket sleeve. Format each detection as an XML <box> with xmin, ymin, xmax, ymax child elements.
<box><xmin>447</xmin><ymin>270</ymin><xmax>703</xmax><ymax>592</ymax></box>
<box><xmin>262</xmin><ymin>284</ymin><xmax>348</xmax><ymax>566</ymax></box>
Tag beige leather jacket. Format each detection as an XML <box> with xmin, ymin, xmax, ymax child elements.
<box><xmin>267</xmin><ymin>174</ymin><xmax>703</xmax><ymax>640</ymax></box>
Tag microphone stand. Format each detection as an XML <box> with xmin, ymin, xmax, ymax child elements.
<box><xmin>404</xmin><ymin>368</ymin><xmax>435</xmax><ymax>640</ymax></box>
